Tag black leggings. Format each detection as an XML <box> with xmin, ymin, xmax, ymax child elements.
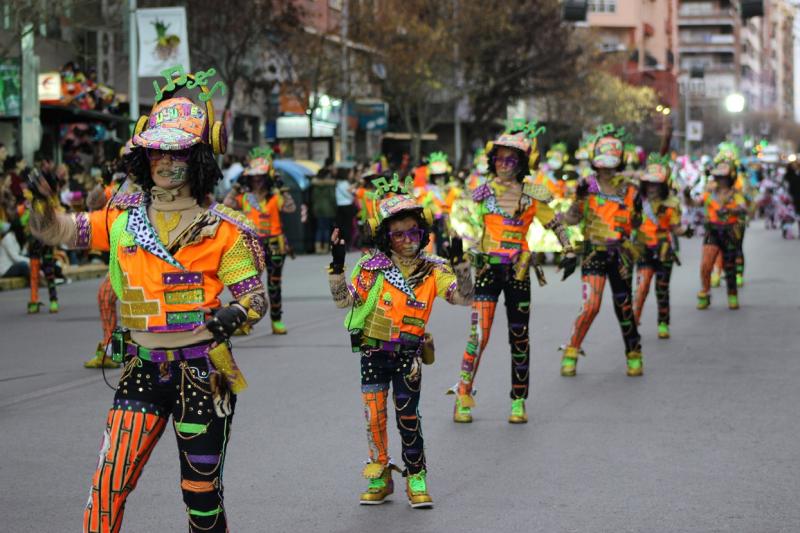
<box><xmin>569</xmin><ymin>247</ymin><xmax>641</xmax><ymax>354</ymax></box>
<box><xmin>361</xmin><ymin>349</ymin><xmax>425</xmax><ymax>474</ymax></box>
<box><xmin>84</xmin><ymin>355</ymin><xmax>235</xmax><ymax>532</ymax></box>
<box><xmin>458</xmin><ymin>263</ymin><xmax>531</xmax><ymax>400</ymax></box>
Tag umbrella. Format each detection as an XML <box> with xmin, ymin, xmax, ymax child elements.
<box><xmin>294</xmin><ymin>159</ymin><xmax>322</xmax><ymax>175</ymax></box>
<box><xmin>274</xmin><ymin>159</ymin><xmax>313</xmax><ymax>191</ymax></box>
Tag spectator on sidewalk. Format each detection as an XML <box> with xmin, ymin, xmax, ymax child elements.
<box><xmin>311</xmin><ymin>161</ymin><xmax>337</xmax><ymax>254</ymax></box>
<box><xmin>0</xmin><ymin>219</ymin><xmax>29</xmax><ymax>278</ymax></box>
<box><xmin>335</xmin><ymin>165</ymin><xmax>356</xmax><ymax>247</ymax></box>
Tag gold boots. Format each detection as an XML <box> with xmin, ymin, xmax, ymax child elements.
<box><xmin>359</xmin><ymin>463</ymin><xmax>394</xmax><ymax>505</ymax></box>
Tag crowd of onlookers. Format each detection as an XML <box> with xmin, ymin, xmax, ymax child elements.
<box><xmin>0</xmin><ymin>142</ymin><xmax>117</xmax><ymax>280</ymax></box>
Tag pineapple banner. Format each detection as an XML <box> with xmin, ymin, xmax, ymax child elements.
<box><xmin>136</xmin><ymin>7</ymin><xmax>191</xmax><ymax>77</ymax></box>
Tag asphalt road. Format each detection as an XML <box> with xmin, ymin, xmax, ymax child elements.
<box><xmin>1</xmin><ymin>225</ymin><xmax>799</xmax><ymax>533</ymax></box>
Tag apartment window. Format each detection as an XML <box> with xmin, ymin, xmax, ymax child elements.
<box><xmin>589</xmin><ymin>1</ymin><xmax>616</xmax><ymax>13</ymax></box>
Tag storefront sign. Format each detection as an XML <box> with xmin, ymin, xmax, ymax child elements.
<box><xmin>137</xmin><ymin>7</ymin><xmax>191</xmax><ymax>77</ymax></box>
<box><xmin>38</xmin><ymin>72</ymin><xmax>62</xmax><ymax>102</ymax></box>
<box><xmin>0</xmin><ymin>59</ymin><xmax>21</xmax><ymax>117</ymax></box>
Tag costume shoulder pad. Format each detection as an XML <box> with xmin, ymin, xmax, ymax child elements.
<box><xmin>359</xmin><ymin>251</ymin><xmax>393</xmax><ymax>271</ymax></box>
<box><xmin>108</xmin><ymin>191</ymin><xmax>144</xmax><ymax>210</ymax></box>
<box><xmin>522</xmin><ymin>181</ymin><xmax>553</xmax><ymax>203</ymax></box>
<box><xmin>209</xmin><ymin>202</ymin><xmax>258</xmax><ymax>237</ymax></box>
<box><xmin>472</xmin><ymin>183</ymin><xmax>492</xmax><ymax>202</ymax></box>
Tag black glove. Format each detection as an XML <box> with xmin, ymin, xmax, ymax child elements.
<box><xmin>330</xmin><ymin>228</ymin><xmax>346</xmax><ymax>274</ymax></box>
<box><xmin>25</xmin><ymin>168</ymin><xmax>58</xmax><ymax>200</ymax></box>
<box><xmin>575</xmin><ymin>179</ymin><xmax>589</xmax><ymax>199</ymax></box>
<box><xmin>448</xmin><ymin>236</ymin><xmax>464</xmax><ymax>264</ymax></box>
<box><xmin>559</xmin><ymin>254</ymin><xmax>578</xmax><ymax>281</ymax></box>
<box><xmin>684</xmin><ymin>226</ymin><xmax>695</xmax><ymax>239</ymax></box>
<box><xmin>205</xmin><ymin>305</ymin><xmax>247</xmax><ymax>343</ymax></box>
<box><xmin>633</xmin><ymin>192</ymin><xmax>643</xmax><ymax>213</ymax></box>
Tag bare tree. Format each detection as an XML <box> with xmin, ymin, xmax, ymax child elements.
<box><xmin>140</xmin><ymin>0</ymin><xmax>303</xmax><ymax>112</ymax></box>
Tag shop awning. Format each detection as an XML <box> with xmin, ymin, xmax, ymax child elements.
<box><xmin>40</xmin><ymin>105</ymin><xmax>133</xmax><ymax>125</ymax></box>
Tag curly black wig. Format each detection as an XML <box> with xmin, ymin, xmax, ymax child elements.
<box><xmin>373</xmin><ymin>209</ymin><xmax>431</xmax><ymax>256</ymax></box>
<box><xmin>123</xmin><ymin>143</ymin><xmax>222</xmax><ymax>203</ymax></box>
<box><xmin>640</xmin><ymin>181</ymin><xmax>669</xmax><ymax>200</ymax></box>
<box><xmin>487</xmin><ymin>137</ymin><xmax>529</xmax><ymax>182</ymax></box>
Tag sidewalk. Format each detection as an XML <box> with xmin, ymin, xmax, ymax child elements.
<box><xmin>0</xmin><ymin>263</ymin><xmax>108</xmax><ymax>291</ymax></box>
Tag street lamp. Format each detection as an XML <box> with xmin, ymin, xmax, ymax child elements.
<box><xmin>725</xmin><ymin>93</ymin><xmax>745</xmax><ymax>114</ymax></box>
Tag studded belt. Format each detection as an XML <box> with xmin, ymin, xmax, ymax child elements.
<box><xmin>126</xmin><ymin>341</ymin><xmax>213</xmax><ymax>363</ymax></box>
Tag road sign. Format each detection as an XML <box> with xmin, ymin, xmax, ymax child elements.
<box><xmin>687</xmin><ymin>120</ymin><xmax>703</xmax><ymax>142</ymax></box>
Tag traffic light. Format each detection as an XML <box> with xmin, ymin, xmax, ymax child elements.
<box><xmin>740</xmin><ymin>0</ymin><xmax>763</xmax><ymax>19</ymax></box>
<box><xmin>562</xmin><ymin>0</ymin><xmax>588</xmax><ymax>22</ymax></box>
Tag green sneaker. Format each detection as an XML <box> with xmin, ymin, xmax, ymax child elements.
<box><xmin>27</xmin><ymin>301</ymin><xmax>40</xmax><ymax>314</ymax></box>
<box><xmin>657</xmin><ymin>322</ymin><xmax>670</xmax><ymax>339</ymax></box>
<box><xmin>360</xmin><ymin>463</ymin><xmax>393</xmax><ymax>505</ymax></box>
<box><xmin>560</xmin><ymin>346</ymin><xmax>579</xmax><ymax>376</ymax></box>
<box><xmin>271</xmin><ymin>320</ymin><xmax>287</xmax><ymax>335</ymax></box>
<box><xmin>626</xmin><ymin>351</ymin><xmax>644</xmax><ymax>377</ymax></box>
<box><xmin>508</xmin><ymin>398</ymin><xmax>527</xmax><ymax>424</ymax></box>
<box><xmin>406</xmin><ymin>470</ymin><xmax>433</xmax><ymax>508</ymax></box>
<box><xmin>736</xmin><ymin>273</ymin><xmax>743</xmax><ymax>287</ymax></box>
<box><xmin>49</xmin><ymin>300</ymin><xmax>59</xmax><ymax>313</ymax></box>
<box><xmin>453</xmin><ymin>394</ymin><xmax>473</xmax><ymax>423</ymax></box>
<box><xmin>696</xmin><ymin>292</ymin><xmax>710</xmax><ymax>310</ymax></box>
<box><xmin>728</xmin><ymin>294</ymin><xmax>739</xmax><ymax>310</ymax></box>
<box><xmin>710</xmin><ymin>271</ymin><xmax>721</xmax><ymax>288</ymax></box>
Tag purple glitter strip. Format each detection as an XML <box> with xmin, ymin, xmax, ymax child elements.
<box><xmin>110</xmin><ymin>191</ymin><xmax>144</xmax><ymax>209</ymax></box>
<box><xmin>147</xmin><ymin>323</ymin><xmax>203</xmax><ymax>333</ymax></box>
<box><xmin>73</xmin><ymin>212</ymin><xmax>91</xmax><ymax>249</ymax></box>
<box><xmin>502</xmin><ymin>217</ymin><xmax>525</xmax><ymax>226</ymax></box>
<box><xmin>446</xmin><ymin>281</ymin><xmax>457</xmax><ymax>302</ymax></box>
<box><xmin>186</xmin><ymin>454</ymin><xmax>220</xmax><ymax>464</ymax></box>
<box><xmin>361</xmin><ymin>252</ymin><xmax>393</xmax><ymax>270</ymax></box>
<box><xmin>163</xmin><ymin>272</ymin><xmax>203</xmax><ymax>285</ymax></box>
<box><xmin>229</xmin><ymin>275</ymin><xmax>264</xmax><ymax>299</ymax></box>
<box><xmin>346</xmin><ymin>283</ymin><xmax>361</xmax><ymax>305</ymax></box>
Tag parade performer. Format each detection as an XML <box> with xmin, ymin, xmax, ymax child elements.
<box><xmin>327</xmin><ymin>174</ymin><xmax>473</xmax><ymax>508</ymax></box>
<box><xmin>530</xmin><ymin>142</ymin><xmax>569</xmax><ymax>263</ymax></box>
<box><xmin>559</xmin><ymin>124</ymin><xmax>644</xmax><ymax>377</ymax></box>
<box><xmin>19</xmin><ymin>170</ymin><xmax>60</xmax><ymax>314</ymax></box>
<box><xmin>417</xmin><ymin>152</ymin><xmax>452</xmax><ymax>255</ymax></box>
<box><xmin>29</xmin><ymin>66</ymin><xmax>266</xmax><ymax>533</ymax></box>
<box><xmin>225</xmin><ymin>146</ymin><xmax>296</xmax><ymax>335</ymax></box>
<box><xmin>632</xmin><ymin>154</ymin><xmax>691</xmax><ymax>339</ymax></box>
<box><xmin>685</xmin><ymin>147</ymin><xmax>748</xmax><ymax>310</ymax></box>
<box><xmin>467</xmin><ymin>148</ymin><xmax>490</xmax><ymax>191</ymax></box>
<box><xmin>451</xmin><ymin>122</ymin><xmax>576</xmax><ymax>424</ymax></box>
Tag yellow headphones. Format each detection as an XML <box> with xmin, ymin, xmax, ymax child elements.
<box><xmin>133</xmin><ymin>73</ymin><xmax>227</xmax><ymax>155</ymax></box>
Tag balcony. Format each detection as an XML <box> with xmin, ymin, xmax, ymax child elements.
<box><xmin>678</xmin><ymin>8</ymin><xmax>736</xmax><ymax>27</ymax></box>
<box><xmin>679</xmin><ymin>33</ymin><xmax>735</xmax><ymax>54</ymax></box>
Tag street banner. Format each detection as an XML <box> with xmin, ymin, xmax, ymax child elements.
<box><xmin>687</xmin><ymin>120</ymin><xmax>703</xmax><ymax>142</ymax></box>
<box><xmin>0</xmin><ymin>59</ymin><xmax>21</xmax><ymax>117</ymax></box>
<box><xmin>137</xmin><ymin>7</ymin><xmax>190</xmax><ymax>77</ymax></box>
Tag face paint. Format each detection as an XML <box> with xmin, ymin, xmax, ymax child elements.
<box><xmin>548</xmin><ymin>157</ymin><xmax>563</xmax><ymax>170</ymax></box>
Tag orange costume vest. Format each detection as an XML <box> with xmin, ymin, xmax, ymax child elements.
<box><xmin>238</xmin><ymin>192</ymin><xmax>283</xmax><ymax>238</ymax></box>
<box><xmin>701</xmin><ymin>191</ymin><xmax>745</xmax><ymax>226</ymax></box>
<box><xmin>351</xmin><ymin>252</ymin><xmax>455</xmax><ymax>346</ymax></box>
<box><xmin>582</xmin><ymin>177</ymin><xmax>637</xmax><ymax>244</ymax></box>
<box><xmin>74</xmin><ymin>193</ymin><xmax>264</xmax><ymax>333</ymax></box>
<box><xmin>472</xmin><ymin>179</ymin><xmax>554</xmax><ymax>263</ymax></box>
<box><xmin>638</xmin><ymin>198</ymin><xmax>680</xmax><ymax>248</ymax></box>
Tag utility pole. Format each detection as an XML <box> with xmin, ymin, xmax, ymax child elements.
<box><xmin>453</xmin><ymin>0</ymin><xmax>462</xmax><ymax>168</ymax></box>
<box><xmin>129</xmin><ymin>0</ymin><xmax>139</xmax><ymax>122</ymax></box>
<box><xmin>339</xmin><ymin>0</ymin><xmax>349</xmax><ymax>161</ymax></box>
<box><xmin>20</xmin><ymin>23</ymin><xmax>40</xmax><ymax>163</ymax></box>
